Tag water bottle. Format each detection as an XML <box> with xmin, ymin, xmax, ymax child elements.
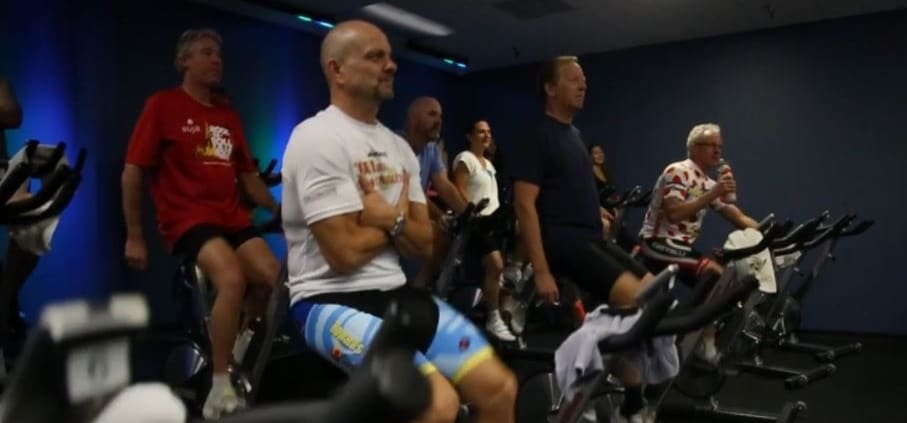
<box><xmin>717</xmin><ymin>158</ymin><xmax>737</xmax><ymax>203</ymax></box>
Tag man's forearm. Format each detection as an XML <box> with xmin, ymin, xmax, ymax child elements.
<box><xmin>734</xmin><ymin>210</ymin><xmax>760</xmax><ymax>229</ymax></box>
<box><xmin>436</xmin><ymin>179</ymin><xmax>467</xmax><ymax>213</ymax></box>
<box><xmin>121</xmin><ymin>165</ymin><xmax>144</xmax><ymax>240</ymax></box>
<box><xmin>241</xmin><ymin>173</ymin><xmax>278</xmax><ymax>212</ymax></box>
<box><xmin>346</xmin><ymin>225</ymin><xmax>392</xmax><ymax>269</ymax></box>
<box><xmin>743</xmin><ymin>216</ymin><xmax>759</xmax><ymax>228</ymax></box>
<box><xmin>515</xmin><ymin>202</ymin><xmax>551</xmax><ymax>275</ymax></box>
<box><xmin>665</xmin><ymin>192</ymin><xmax>719</xmax><ymax>223</ymax></box>
<box><xmin>428</xmin><ymin>200</ymin><xmax>444</xmax><ymax>219</ymax></box>
<box><xmin>392</xmin><ymin>216</ymin><xmax>433</xmax><ymax>260</ymax></box>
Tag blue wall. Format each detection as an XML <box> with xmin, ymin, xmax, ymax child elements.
<box><xmin>5</xmin><ymin>0</ymin><xmax>904</xmax><ymax>335</ymax></box>
<box><xmin>460</xmin><ymin>11</ymin><xmax>907</xmax><ymax>335</ymax></box>
<box><xmin>1</xmin><ymin>0</ymin><xmax>459</xmax><ymax>325</ymax></box>
<box><xmin>1</xmin><ymin>0</ymin><xmax>113</xmax><ymax>320</ymax></box>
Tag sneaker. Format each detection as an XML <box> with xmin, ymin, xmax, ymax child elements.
<box><xmin>629</xmin><ymin>407</ymin><xmax>657</xmax><ymax>423</ymax></box>
<box><xmin>499</xmin><ymin>296</ymin><xmax>527</xmax><ymax>335</ymax></box>
<box><xmin>503</xmin><ymin>265</ymin><xmax>523</xmax><ymax>289</ymax></box>
<box><xmin>517</xmin><ymin>264</ymin><xmax>534</xmax><ymax>294</ymax></box>
<box><xmin>612</xmin><ymin>406</ymin><xmax>656</xmax><ymax>423</ymax></box>
<box><xmin>694</xmin><ymin>338</ymin><xmax>721</xmax><ymax>366</ymax></box>
<box><xmin>609</xmin><ymin>407</ymin><xmax>628</xmax><ymax>423</ymax></box>
<box><xmin>486</xmin><ymin>313</ymin><xmax>517</xmax><ymax>342</ymax></box>
<box><xmin>202</xmin><ymin>382</ymin><xmax>245</xmax><ymax>419</ymax></box>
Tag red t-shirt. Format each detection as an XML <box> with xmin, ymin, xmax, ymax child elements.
<box><xmin>125</xmin><ymin>87</ymin><xmax>256</xmax><ymax>249</ymax></box>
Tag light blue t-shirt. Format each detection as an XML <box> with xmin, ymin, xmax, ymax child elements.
<box><xmin>417</xmin><ymin>142</ymin><xmax>446</xmax><ymax>191</ymax></box>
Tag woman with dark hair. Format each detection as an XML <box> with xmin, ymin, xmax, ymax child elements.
<box><xmin>452</xmin><ymin>119</ymin><xmax>517</xmax><ymax>342</ymax></box>
<box><xmin>590</xmin><ymin>144</ymin><xmax>640</xmax><ymax>251</ymax></box>
<box><xmin>590</xmin><ymin>144</ymin><xmax>618</xmax><ymax>208</ymax></box>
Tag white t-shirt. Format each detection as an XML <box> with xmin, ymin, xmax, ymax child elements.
<box><xmin>452</xmin><ymin>150</ymin><xmax>499</xmax><ymax>216</ymax></box>
<box><xmin>281</xmin><ymin>105</ymin><xmax>425</xmax><ymax>304</ymax></box>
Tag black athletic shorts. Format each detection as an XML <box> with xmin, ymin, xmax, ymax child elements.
<box><xmin>638</xmin><ymin>238</ymin><xmax>712</xmax><ymax>286</ymax></box>
<box><xmin>546</xmin><ymin>236</ymin><xmax>649</xmax><ymax>301</ymax></box>
<box><xmin>467</xmin><ymin>210</ymin><xmax>508</xmax><ymax>258</ymax></box>
<box><xmin>172</xmin><ymin>224</ymin><xmax>261</xmax><ymax>261</ymax></box>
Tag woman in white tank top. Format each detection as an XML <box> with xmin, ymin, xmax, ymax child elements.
<box><xmin>451</xmin><ymin>120</ymin><xmax>516</xmax><ymax>342</ymax></box>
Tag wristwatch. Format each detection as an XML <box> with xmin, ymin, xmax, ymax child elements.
<box><xmin>389</xmin><ymin>212</ymin><xmax>407</xmax><ymax>238</ymax></box>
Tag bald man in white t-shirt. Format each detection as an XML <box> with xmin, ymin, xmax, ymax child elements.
<box><xmin>281</xmin><ymin>20</ymin><xmax>516</xmax><ymax>423</ymax></box>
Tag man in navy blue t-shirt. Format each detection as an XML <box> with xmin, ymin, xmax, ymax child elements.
<box><xmin>510</xmin><ymin>56</ymin><xmax>652</xmax><ymax>306</ymax></box>
<box><xmin>509</xmin><ymin>57</ymin><xmax>655</xmax><ymax>420</ymax></box>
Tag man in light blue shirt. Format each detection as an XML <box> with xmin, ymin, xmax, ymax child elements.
<box><xmin>418</xmin><ymin>141</ymin><xmax>445</xmax><ymax>192</ymax></box>
<box><xmin>402</xmin><ymin>97</ymin><xmax>467</xmax><ymax>287</ymax></box>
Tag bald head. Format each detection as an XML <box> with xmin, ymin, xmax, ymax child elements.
<box><xmin>406</xmin><ymin>96</ymin><xmax>443</xmax><ymax>142</ymax></box>
<box><xmin>321</xmin><ymin>20</ymin><xmax>385</xmax><ymax>78</ymax></box>
<box><xmin>407</xmin><ymin>97</ymin><xmax>440</xmax><ymax>121</ymax></box>
<box><xmin>320</xmin><ymin>20</ymin><xmax>397</xmax><ymax>106</ymax></box>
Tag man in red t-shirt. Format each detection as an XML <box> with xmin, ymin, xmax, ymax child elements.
<box><xmin>121</xmin><ymin>28</ymin><xmax>279</xmax><ymax>418</ymax></box>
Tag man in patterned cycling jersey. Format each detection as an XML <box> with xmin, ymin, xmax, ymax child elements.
<box><xmin>638</xmin><ymin>122</ymin><xmax>759</xmax><ymax>362</ymax></box>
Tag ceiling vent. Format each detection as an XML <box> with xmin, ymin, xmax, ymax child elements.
<box><xmin>494</xmin><ymin>0</ymin><xmax>575</xmax><ymax>19</ymax></box>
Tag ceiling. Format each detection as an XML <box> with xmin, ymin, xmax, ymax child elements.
<box><xmin>194</xmin><ymin>0</ymin><xmax>907</xmax><ymax>72</ymax></box>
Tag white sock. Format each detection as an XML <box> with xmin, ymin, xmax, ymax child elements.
<box><xmin>211</xmin><ymin>372</ymin><xmax>230</xmax><ymax>391</ymax></box>
<box><xmin>489</xmin><ymin>310</ymin><xmax>501</xmax><ymax>321</ymax></box>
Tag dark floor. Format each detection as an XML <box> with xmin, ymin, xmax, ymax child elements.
<box><xmin>665</xmin><ymin>333</ymin><xmax>907</xmax><ymax>423</ymax></box>
<box><xmin>510</xmin><ymin>332</ymin><xmax>907</xmax><ymax>423</ymax></box>
<box><xmin>128</xmin><ymin>325</ymin><xmax>907</xmax><ymax>422</ymax></box>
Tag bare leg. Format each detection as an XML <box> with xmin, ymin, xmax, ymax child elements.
<box><xmin>235</xmin><ymin>237</ymin><xmax>280</xmax><ymax>329</ymax></box>
<box><xmin>456</xmin><ymin>356</ymin><xmax>517</xmax><ymax>423</ymax></box>
<box><xmin>195</xmin><ymin>238</ymin><xmax>247</xmax><ymax>374</ymax></box>
<box><xmin>698</xmin><ymin>261</ymin><xmax>724</xmax><ymax>363</ymax></box>
<box><xmin>412</xmin><ymin>372</ymin><xmax>460</xmax><ymax>423</ymax></box>
<box><xmin>482</xmin><ymin>251</ymin><xmax>504</xmax><ymax>312</ymax></box>
<box><xmin>607</xmin><ymin>274</ymin><xmax>650</xmax><ymax>418</ymax></box>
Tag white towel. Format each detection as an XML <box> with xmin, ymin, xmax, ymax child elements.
<box><xmin>774</xmin><ymin>251</ymin><xmax>802</xmax><ymax>270</ymax></box>
<box><xmin>724</xmin><ymin>228</ymin><xmax>777</xmax><ymax>293</ymax></box>
<box><xmin>92</xmin><ymin>383</ymin><xmax>187</xmax><ymax>423</ymax></box>
<box><xmin>554</xmin><ymin>304</ymin><xmax>679</xmax><ymax>403</ymax></box>
<box><xmin>2</xmin><ymin>145</ymin><xmax>68</xmax><ymax>255</ymax></box>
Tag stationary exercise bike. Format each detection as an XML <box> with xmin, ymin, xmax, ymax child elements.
<box><xmin>734</xmin><ymin>212</ymin><xmax>873</xmax><ymax>370</ymax></box>
<box><xmin>655</xmin><ymin>220</ymin><xmax>809</xmax><ymax>423</ymax></box>
<box><xmin>0</xmin><ymin>140</ymin><xmax>86</xmax><ymax>378</ymax></box>
<box><xmin>0</xmin><ymin>292</ymin><xmax>432</xmax><ymax>423</ymax></box>
<box><xmin>500</xmin><ymin>185</ymin><xmax>652</xmax><ymax>343</ymax></box>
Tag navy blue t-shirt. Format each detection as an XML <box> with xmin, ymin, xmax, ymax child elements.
<box><xmin>509</xmin><ymin>115</ymin><xmax>602</xmax><ymax>249</ymax></box>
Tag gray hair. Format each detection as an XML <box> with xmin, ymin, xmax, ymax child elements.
<box><xmin>686</xmin><ymin>123</ymin><xmax>721</xmax><ymax>150</ymax></box>
<box><xmin>174</xmin><ymin>28</ymin><xmax>222</xmax><ymax>73</ymax></box>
